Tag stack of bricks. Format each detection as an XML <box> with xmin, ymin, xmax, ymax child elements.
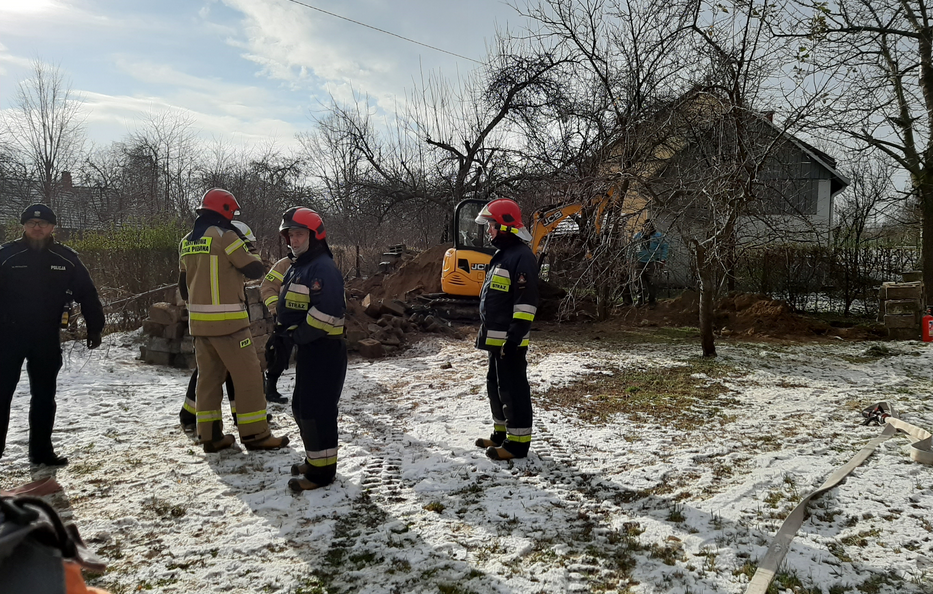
<box><xmin>140</xmin><ymin>281</ymin><xmax>273</xmax><ymax>368</ymax></box>
<box><xmin>878</xmin><ymin>274</ymin><xmax>923</xmax><ymax>340</ymax></box>
<box><xmin>348</xmin><ymin>294</ymin><xmax>451</xmax><ymax>359</ymax></box>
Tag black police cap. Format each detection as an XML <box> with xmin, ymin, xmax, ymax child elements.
<box><xmin>20</xmin><ymin>204</ymin><xmax>57</xmax><ymax>225</ymax></box>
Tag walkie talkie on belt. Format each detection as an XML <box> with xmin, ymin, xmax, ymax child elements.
<box><xmin>61</xmin><ymin>289</ymin><xmax>73</xmax><ymax>329</ymax></box>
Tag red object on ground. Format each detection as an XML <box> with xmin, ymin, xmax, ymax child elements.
<box><xmin>0</xmin><ymin>476</ymin><xmax>62</xmax><ymax>496</ymax></box>
<box><xmin>923</xmin><ymin>312</ymin><xmax>933</xmax><ymax>342</ymax></box>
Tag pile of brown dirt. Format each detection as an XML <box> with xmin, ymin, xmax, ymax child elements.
<box><xmin>340</xmin><ymin>244</ymin><xmax>456</xmax><ymax>355</ymax></box>
<box><xmin>718</xmin><ymin>293</ymin><xmax>832</xmax><ymax>337</ymax></box>
<box><xmin>614</xmin><ymin>290</ymin><xmax>884</xmax><ymax>341</ymax></box>
<box><xmin>346</xmin><ymin>246</ymin><xmax>884</xmax><ymax>343</ymax></box>
<box><xmin>347</xmin><ymin>244</ymin><xmax>449</xmax><ymax>302</ymax></box>
<box><xmin>380</xmin><ymin>244</ymin><xmax>448</xmax><ymax>300</ymax></box>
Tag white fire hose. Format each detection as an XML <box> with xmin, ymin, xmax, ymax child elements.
<box><xmin>745</xmin><ymin>403</ymin><xmax>932</xmax><ymax>594</ymax></box>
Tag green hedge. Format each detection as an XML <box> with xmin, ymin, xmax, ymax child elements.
<box><xmin>66</xmin><ymin>220</ymin><xmax>189</xmax><ymax>331</ymax></box>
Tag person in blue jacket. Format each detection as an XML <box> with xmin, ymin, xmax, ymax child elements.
<box><xmin>275</xmin><ymin>208</ymin><xmax>347</xmax><ymax>491</ymax></box>
<box><xmin>633</xmin><ymin>219</ymin><xmax>669</xmax><ymax>306</ymax></box>
<box><xmin>473</xmin><ymin>198</ymin><xmax>539</xmax><ymax>461</ymax></box>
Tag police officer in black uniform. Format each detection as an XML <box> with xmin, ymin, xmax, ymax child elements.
<box><xmin>0</xmin><ymin>204</ymin><xmax>104</xmax><ymax>466</ymax></box>
<box><xmin>473</xmin><ymin>198</ymin><xmax>540</xmax><ymax>461</ymax></box>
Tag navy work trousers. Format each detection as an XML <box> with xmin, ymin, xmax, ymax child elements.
<box><xmin>293</xmin><ymin>338</ymin><xmax>347</xmax><ymax>486</ymax></box>
<box><xmin>0</xmin><ymin>332</ymin><xmax>63</xmax><ymax>460</ymax></box>
<box><xmin>486</xmin><ymin>348</ymin><xmax>533</xmax><ymax>457</ymax></box>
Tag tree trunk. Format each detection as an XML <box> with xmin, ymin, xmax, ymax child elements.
<box><xmin>596</xmin><ymin>280</ymin><xmax>611</xmax><ymax>321</ymax></box>
<box><xmin>921</xmin><ymin>181</ymin><xmax>933</xmax><ymax>309</ymax></box>
<box><xmin>695</xmin><ymin>242</ymin><xmax>717</xmax><ymax>357</ymax></box>
<box><xmin>726</xmin><ymin>234</ymin><xmax>736</xmax><ymax>293</ymax></box>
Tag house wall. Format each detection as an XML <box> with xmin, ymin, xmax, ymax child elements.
<box><xmin>650</xmin><ymin>167</ymin><xmax>842</xmax><ymax>290</ymax></box>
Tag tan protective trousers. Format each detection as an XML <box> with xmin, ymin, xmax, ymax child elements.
<box><xmin>194</xmin><ymin>328</ymin><xmax>270</xmax><ymax>444</ymax></box>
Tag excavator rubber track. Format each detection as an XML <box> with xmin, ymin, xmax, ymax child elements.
<box><xmin>415</xmin><ymin>293</ymin><xmax>480</xmax><ymax>321</ymax></box>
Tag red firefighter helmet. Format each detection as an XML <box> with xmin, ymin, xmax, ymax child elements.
<box><xmin>198</xmin><ymin>188</ymin><xmax>240</xmax><ymax>220</ymax></box>
<box><xmin>279</xmin><ymin>207</ymin><xmax>326</xmax><ymax>242</ymax></box>
<box><xmin>475</xmin><ymin>198</ymin><xmax>531</xmax><ymax>241</ymax></box>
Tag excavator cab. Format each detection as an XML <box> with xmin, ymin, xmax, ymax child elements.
<box><xmin>441</xmin><ymin>199</ymin><xmax>496</xmax><ymax>297</ymax></box>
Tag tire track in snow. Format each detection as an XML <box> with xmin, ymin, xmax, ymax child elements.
<box><xmin>322</xmin><ymin>388</ymin><xmax>510</xmax><ymax>593</ymax></box>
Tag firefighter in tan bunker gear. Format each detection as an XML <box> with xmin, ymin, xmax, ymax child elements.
<box><xmin>178</xmin><ymin>189</ymin><xmax>289</xmax><ymax>453</ymax></box>
<box><xmin>259</xmin><ymin>252</ymin><xmax>294</xmax><ymax>404</ymax></box>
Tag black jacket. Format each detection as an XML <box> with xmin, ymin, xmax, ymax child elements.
<box><xmin>277</xmin><ymin>243</ymin><xmax>346</xmax><ymax>345</ymax></box>
<box><xmin>0</xmin><ymin>237</ymin><xmax>105</xmax><ymax>337</ymax></box>
<box><xmin>476</xmin><ymin>239</ymin><xmax>539</xmax><ymax>351</ymax></box>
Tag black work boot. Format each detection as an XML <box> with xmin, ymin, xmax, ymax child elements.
<box><xmin>179</xmin><ymin>409</ymin><xmax>196</xmax><ymax>433</ymax></box>
<box><xmin>29</xmin><ymin>450</ymin><xmax>69</xmax><ymax>467</ymax></box>
<box><xmin>202</xmin><ymin>434</ymin><xmax>236</xmax><ymax>453</ymax></box>
<box><xmin>265</xmin><ymin>374</ymin><xmax>288</xmax><ymax>404</ymax></box>
<box><xmin>475</xmin><ymin>431</ymin><xmax>506</xmax><ymax>449</ymax></box>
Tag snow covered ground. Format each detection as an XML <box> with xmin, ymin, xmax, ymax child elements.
<box><xmin>2</xmin><ymin>328</ymin><xmax>933</xmax><ymax>594</ymax></box>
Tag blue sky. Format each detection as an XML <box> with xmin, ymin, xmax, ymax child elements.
<box><xmin>0</xmin><ymin>0</ymin><xmax>526</xmax><ymax>149</ymax></box>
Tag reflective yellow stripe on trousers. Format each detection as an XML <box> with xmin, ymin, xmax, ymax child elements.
<box><xmin>306</xmin><ymin>447</ymin><xmax>338</xmax><ymax>467</ymax></box>
<box><xmin>188</xmin><ymin>303</ymin><xmax>249</xmax><ymax>322</ymax></box>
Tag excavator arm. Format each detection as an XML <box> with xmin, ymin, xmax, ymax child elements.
<box><xmin>528</xmin><ymin>187</ymin><xmax>615</xmax><ymax>256</ymax></box>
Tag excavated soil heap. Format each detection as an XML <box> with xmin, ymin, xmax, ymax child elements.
<box><xmin>715</xmin><ymin>293</ymin><xmax>832</xmax><ymax>337</ymax></box>
<box><xmin>622</xmin><ymin>290</ymin><xmax>883</xmax><ymax>340</ymax></box>
<box><xmin>348</xmin><ymin>244</ymin><xmax>449</xmax><ymax>301</ymax></box>
<box><xmin>380</xmin><ymin>244</ymin><xmax>448</xmax><ymax>300</ymax></box>
<box><xmin>346</xmin><ymin>246</ymin><xmax>879</xmax><ymax>341</ymax></box>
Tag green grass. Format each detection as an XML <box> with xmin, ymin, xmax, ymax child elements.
<box><xmin>423</xmin><ymin>501</ymin><xmax>446</xmax><ymax>513</ymax></box>
<box><xmin>537</xmin><ymin>357</ymin><xmax>737</xmax><ymax>428</ymax></box>
<box><xmin>733</xmin><ymin>563</ymin><xmax>823</xmax><ymax>594</ymax></box>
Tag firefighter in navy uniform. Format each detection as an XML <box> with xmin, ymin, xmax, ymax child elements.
<box><xmin>275</xmin><ymin>208</ymin><xmax>347</xmax><ymax>492</ymax></box>
<box><xmin>178</xmin><ymin>189</ymin><xmax>288</xmax><ymax>453</ymax></box>
<box><xmin>0</xmin><ymin>204</ymin><xmax>104</xmax><ymax>466</ymax></box>
<box><xmin>473</xmin><ymin>198</ymin><xmax>539</xmax><ymax>461</ymax></box>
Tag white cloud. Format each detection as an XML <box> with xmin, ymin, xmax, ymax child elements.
<box><xmin>0</xmin><ymin>0</ymin><xmax>58</xmax><ymax>14</ymax></box>
<box><xmin>79</xmin><ymin>89</ymin><xmax>303</xmax><ymax>149</ymax></box>
<box><xmin>0</xmin><ymin>47</ymin><xmax>33</xmax><ymax>75</ymax></box>
<box><xmin>0</xmin><ymin>0</ymin><xmax>524</xmax><ymax>149</ymax></box>
<box><xmin>218</xmin><ymin>0</ymin><xmax>493</xmax><ymax>115</ymax></box>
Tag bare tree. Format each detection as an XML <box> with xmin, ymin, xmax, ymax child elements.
<box><xmin>299</xmin><ymin>105</ymin><xmax>401</xmax><ymax>249</ymax></box>
<box><xmin>0</xmin><ymin>59</ymin><xmax>86</xmax><ymax>209</ymax></box>
<box><xmin>513</xmin><ymin>0</ymin><xmax>696</xmax><ymax>319</ymax></box>
<box><xmin>643</xmin><ymin>0</ymin><xmax>821</xmax><ymax>356</ymax></box>
<box><xmin>832</xmin><ymin>152</ymin><xmax>904</xmax><ymax>314</ymax></box>
<box><xmin>126</xmin><ymin>109</ymin><xmax>200</xmax><ymax>217</ymax></box>
<box><xmin>303</xmin><ymin>90</ymin><xmax>480</xmax><ymax>252</ymax></box>
<box><xmin>200</xmin><ymin>141</ymin><xmax>307</xmax><ymax>256</ymax></box>
<box><xmin>777</xmin><ymin>0</ymin><xmax>933</xmax><ymax>294</ymax></box>
<box><xmin>406</xmin><ymin>35</ymin><xmax>571</xmax><ymax>209</ymax></box>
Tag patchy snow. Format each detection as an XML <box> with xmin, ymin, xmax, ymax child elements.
<box><xmin>2</xmin><ymin>330</ymin><xmax>933</xmax><ymax>594</ymax></box>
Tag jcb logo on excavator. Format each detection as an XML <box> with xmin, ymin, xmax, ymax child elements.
<box><xmin>542</xmin><ymin>209</ymin><xmax>564</xmax><ymax>226</ymax></box>
<box><xmin>472</xmin><ymin>263</ymin><xmax>486</xmax><ymax>270</ymax></box>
